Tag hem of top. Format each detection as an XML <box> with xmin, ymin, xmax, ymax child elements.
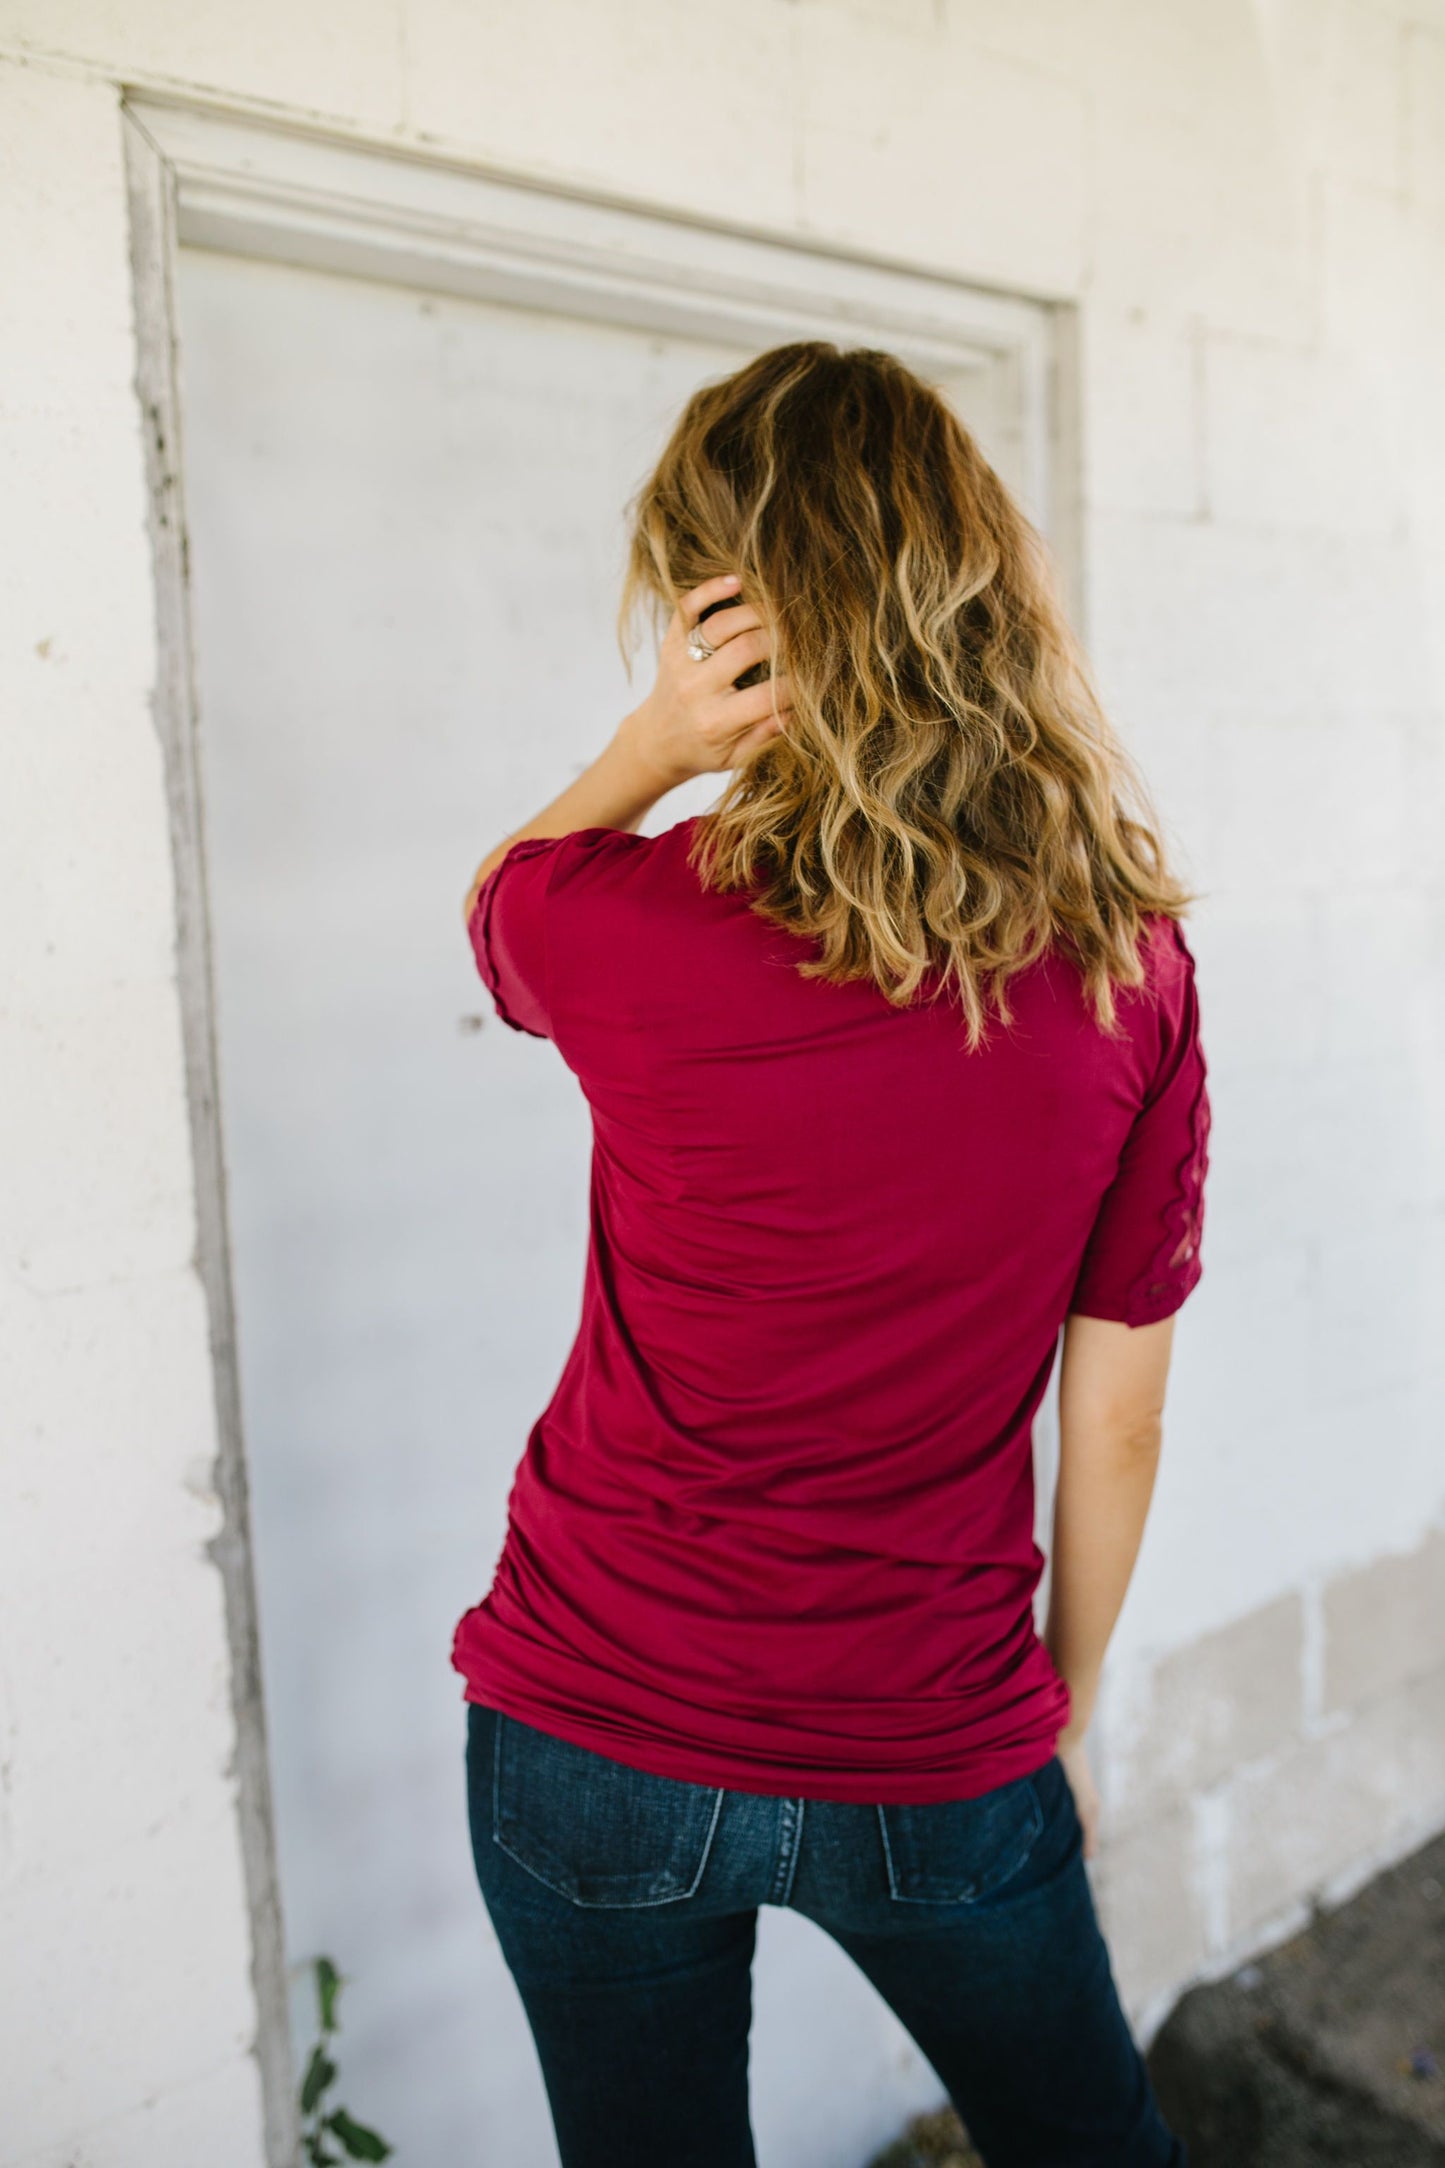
<box><xmin>457</xmin><ymin>1682</ymin><xmax>1066</xmax><ymax>1806</ymax></box>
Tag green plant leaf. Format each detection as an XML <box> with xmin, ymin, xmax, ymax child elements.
<box><xmin>304</xmin><ymin>2134</ymin><xmax>340</xmax><ymax>2166</ymax></box>
<box><xmin>315</xmin><ymin>1955</ymin><xmax>342</xmax><ymax>2033</ymax></box>
<box><xmin>300</xmin><ymin>2044</ymin><xmax>337</xmax><ymax>2114</ymax></box>
<box><xmin>325</xmin><ymin>2107</ymin><xmax>394</xmax><ymax>2161</ymax></box>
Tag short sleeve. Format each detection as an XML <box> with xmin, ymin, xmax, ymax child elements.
<box><xmin>466</xmin><ymin>835</ymin><xmax>567</xmax><ymax>1040</ymax></box>
<box><xmin>1068</xmin><ymin>919</ymin><xmax>1212</xmax><ymax>1328</ymax></box>
<box><xmin>465</xmin><ymin>825</ymin><xmax>649</xmax><ymax>1043</ymax></box>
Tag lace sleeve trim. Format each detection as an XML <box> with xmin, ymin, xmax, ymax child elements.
<box><xmin>1124</xmin><ymin>1053</ymin><xmax>1212</xmax><ymax>1327</ymax></box>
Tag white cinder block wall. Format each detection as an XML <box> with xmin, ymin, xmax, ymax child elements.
<box><xmin>2</xmin><ymin>4</ymin><xmax>1443</xmax><ymax>2163</ymax></box>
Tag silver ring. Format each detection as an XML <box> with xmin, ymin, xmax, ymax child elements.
<box><xmin>686</xmin><ymin>625</ymin><xmax>716</xmax><ymax>663</ymax></box>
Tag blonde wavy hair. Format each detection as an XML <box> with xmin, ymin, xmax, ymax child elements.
<box><xmin>618</xmin><ymin>340</ymin><xmax>1193</xmax><ymax>1049</ymax></box>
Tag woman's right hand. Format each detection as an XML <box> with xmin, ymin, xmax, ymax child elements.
<box><xmin>617</xmin><ymin>573</ymin><xmax>791</xmax><ymax>792</ymax></box>
<box><xmin>1056</xmin><ymin>1730</ymin><xmax>1102</xmax><ymax>1860</ymax></box>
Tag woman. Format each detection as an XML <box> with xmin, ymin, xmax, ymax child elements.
<box><xmin>453</xmin><ymin>342</ymin><xmax>1208</xmax><ymax>2168</ymax></box>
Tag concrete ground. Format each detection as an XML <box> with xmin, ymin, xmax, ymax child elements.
<box><xmin>1149</xmin><ymin>1821</ymin><xmax>1445</xmax><ymax>2165</ymax></box>
<box><xmin>866</xmin><ymin>2102</ymin><xmax>981</xmax><ymax>2168</ymax></box>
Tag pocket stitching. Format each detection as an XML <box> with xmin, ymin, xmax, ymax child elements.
<box><xmin>876</xmin><ymin>1775</ymin><xmax>1046</xmax><ymax>1905</ymax></box>
<box><xmin>490</xmin><ymin>1711</ymin><xmax>725</xmax><ymax>1909</ymax></box>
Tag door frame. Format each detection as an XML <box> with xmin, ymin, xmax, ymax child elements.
<box><xmin>120</xmin><ymin>89</ymin><xmax>1079</xmax><ymax>2165</ymax></box>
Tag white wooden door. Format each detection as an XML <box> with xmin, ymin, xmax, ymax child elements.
<box><xmin>173</xmin><ymin>245</ymin><xmax>1010</xmax><ymax>2165</ymax></box>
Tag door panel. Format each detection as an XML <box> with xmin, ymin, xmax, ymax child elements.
<box><xmin>175</xmin><ymin>248</ymin><xmax>760</xmax><ymax>2155</ymax></box>
<box><xmin>173</xmin><ymin>246</ymin><xmax>1007</xmax><ymax>2157</ymax></box>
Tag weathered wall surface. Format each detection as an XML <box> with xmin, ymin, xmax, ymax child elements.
<box><xmin>2</xmin><ymin>2</ymin><xmax>1443</xmax><ymax>2161</ymax></box>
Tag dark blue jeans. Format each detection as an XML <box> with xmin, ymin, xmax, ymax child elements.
<box><xmin>465</xmin><ymin>1700</ymin><xmax>1186</xmax><ymax>2168</ymax></box>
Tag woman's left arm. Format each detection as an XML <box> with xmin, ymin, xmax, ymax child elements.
<box><xmin>463</xmin><ymin>572</ymin><xmax>790</xmax><ymax>922</ymax></box>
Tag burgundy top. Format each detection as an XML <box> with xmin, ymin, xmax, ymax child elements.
<box><xmin>451</xmin><ymin>817</ymin><xmax>1210</xmax><ymax>1803</ymax></box>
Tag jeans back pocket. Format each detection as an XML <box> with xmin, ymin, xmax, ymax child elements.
<box><xmin>492</xmin><ymin>1712</ymin><xmax>725</xmax><ymax>1909</ymax></box>
<box><xmin>876</xmin><ymin>1768</ymin><xmax>1045</xmax><ymax>1904</ymax></box>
